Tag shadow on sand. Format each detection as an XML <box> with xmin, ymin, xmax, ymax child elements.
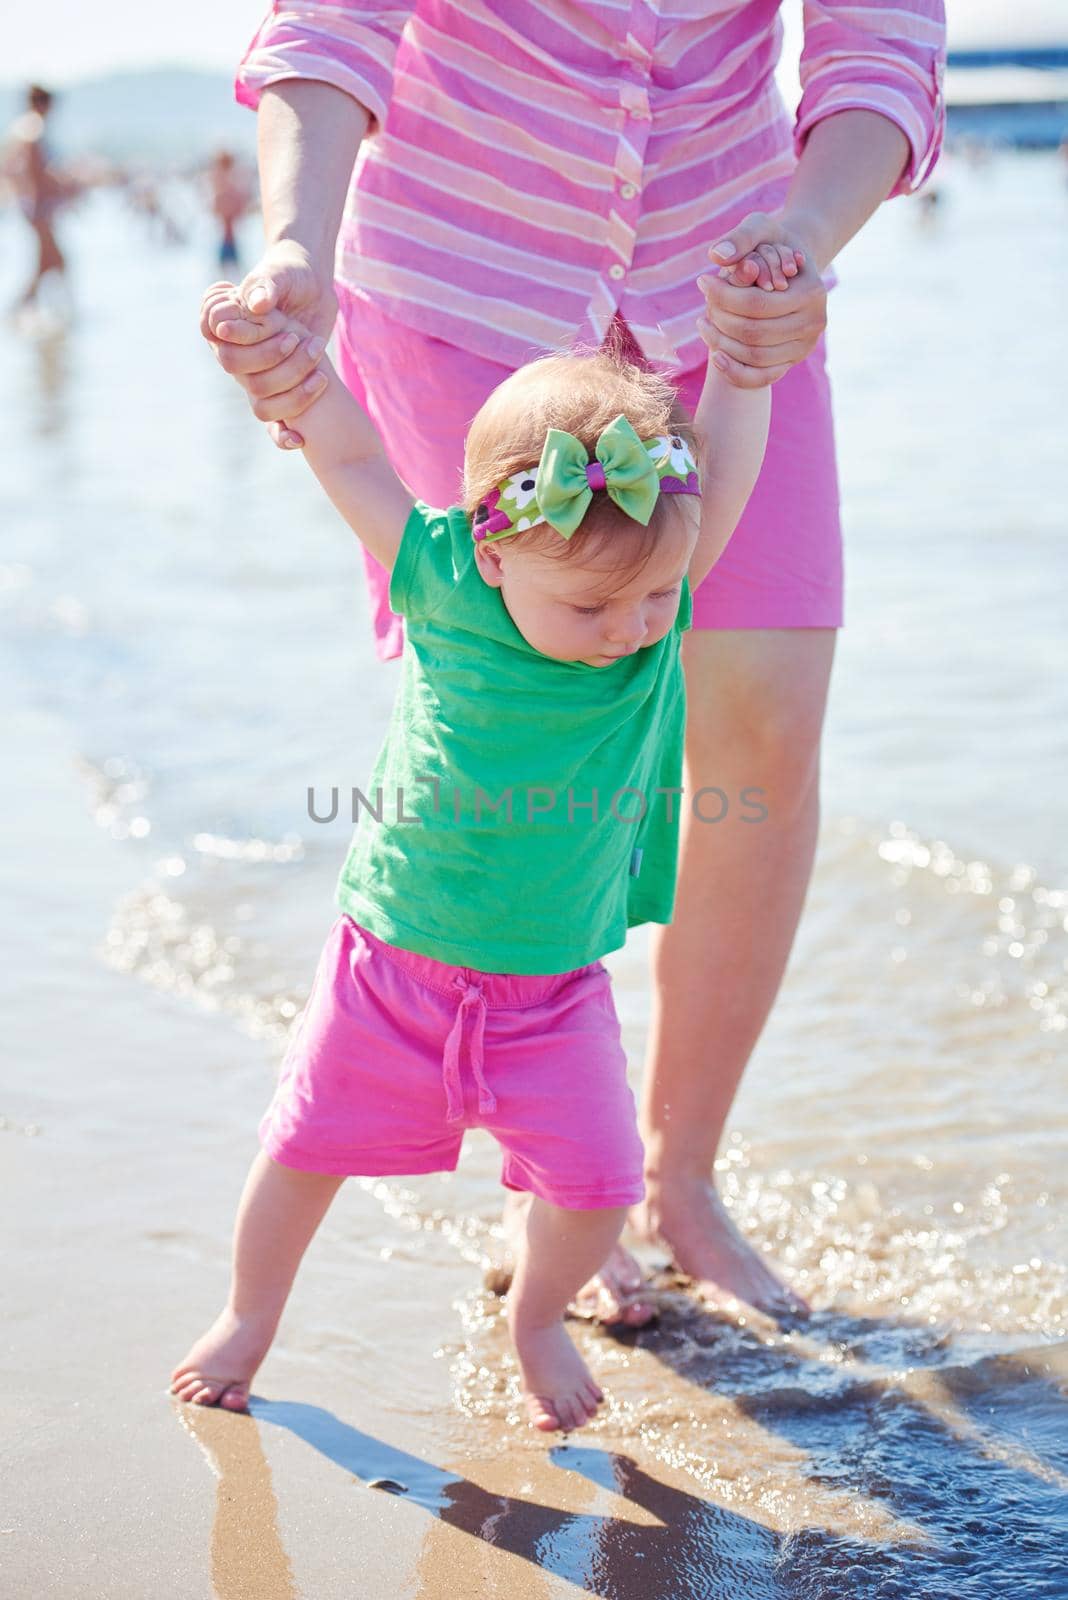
<box><xmin>175</xmin><ymin>1298</ymin><xmax>1067</xmax><ymax>1597</ymax></box>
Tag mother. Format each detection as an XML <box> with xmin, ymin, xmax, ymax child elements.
<box><xmin>204</xmin><ymin>0</ymin><xmax>945</xmax><ymax>1325</ymax></box>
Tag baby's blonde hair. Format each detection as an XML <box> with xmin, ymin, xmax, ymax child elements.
<box><xmin>462</xmin><ymin>331</ymin><xmax>700</xmax><ymax>587</ymax></box>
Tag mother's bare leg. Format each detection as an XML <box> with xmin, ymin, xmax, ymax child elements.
<box><xmin>633</xmin><ymin>626</ymin><xmax>836</xmax><ymax>1314</ymax></box>
<box><xmin>518</xmin><ymin>627</ymin><xmax>835</xmax><ymax>1325</ymax></box>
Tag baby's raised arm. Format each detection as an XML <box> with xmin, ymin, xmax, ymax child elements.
<box><xmin>209</xmin><ymin>293</ymin><xmax>412</xmax><ymax>573</ymax></box>
<box><xmin>678</xmin><ymin>229</ymin><xmax>806</xmax><ymax>585</ymax></box>
<box><xmin>686</xmin><ymin>328</ymin><xmax>771</xmax><ymax>592</ymax></box>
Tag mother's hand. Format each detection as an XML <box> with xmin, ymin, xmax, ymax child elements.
<box><xmin>698</xmin><ymin>210</ymin><xmax>828</xmax><ymax>389</ymax></box>
<box><xmin>199</xmin><ymin>239</ymin><xmax>337</xmax><ymax>447</ymax></box>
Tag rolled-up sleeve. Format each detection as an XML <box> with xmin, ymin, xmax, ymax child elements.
<box><xmin>236</xmin><ymin>2</ymin><xmax>415</xmax><ymax>132</ymax></box>
<box><xmin>794</xmin><ymin>0</ymin><xmax>946</xmax><ymax>196</ymax></box>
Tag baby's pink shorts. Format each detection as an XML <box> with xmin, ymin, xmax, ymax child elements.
<box><xmin>259</xmin><ymin>915</ymin><xmax>645</xmax><ymax>1210</ymax></box>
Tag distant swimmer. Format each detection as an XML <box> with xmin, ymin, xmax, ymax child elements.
<box><xmin>207</xmin><ymin>150</ymin><xmax>253</xmax><ymax>270</ymax></box>
<box><xmin>2</xmin><ymin>85</ymin><xmax>76</xmax><ymax>315</ymax></box>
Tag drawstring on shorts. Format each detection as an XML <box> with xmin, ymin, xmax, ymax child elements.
<box><xmin>441</xmin><ymin>976</ymin><xmax>497</xmax><ymax>1123</ymax></box>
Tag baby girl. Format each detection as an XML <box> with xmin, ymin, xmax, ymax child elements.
<box><xmin>171</xmin><ymin>250</ymin><xmax>786</xmax><ymax>1431</ymax></box>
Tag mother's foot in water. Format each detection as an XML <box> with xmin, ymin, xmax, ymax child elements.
<box><xmin>634</xmin><ymin>1170</ymin><xmax>809</xmax><ymax>1319</ymax></box>
<box><xmin>503</xmin><ymin>1177</ymin><xmax>807</xmax><ymax>1326</ymax></box>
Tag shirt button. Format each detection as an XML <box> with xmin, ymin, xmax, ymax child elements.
<box><xmin>620</xmin><ymin>182</ymin><xmax>638</xmax><ymax>200</ymax></box>
<box><xmin>609</xmin><ymin>264</ymin><xmax>625</xmax><ymax>281</ymax></box>
<box><xmin>620</xmin><ymin>83</ymin><xmax>649</xmax><ymax>116</ymax></box>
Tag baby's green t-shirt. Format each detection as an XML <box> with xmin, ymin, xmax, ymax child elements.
<box><xmin>335</xmin><ymin>501</ymin><xmax>692</xmax><ymax>975</ymax></box>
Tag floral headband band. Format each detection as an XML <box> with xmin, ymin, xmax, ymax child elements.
<box><xmin>472</xmin><ymin>413</ymin><xmax>700</xmax><ymax>543</ymax></box>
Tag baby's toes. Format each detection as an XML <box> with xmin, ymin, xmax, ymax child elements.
<box><xmin>550</xmin><ymin>1394</ymin><xmax>581</xmax><ymax>1433</ymax></box>
<box><xmin>217</xmin><ymin>1383</ymin><xmax>250</xmax><ymax>1411</ymax></box>
<box><xmin>582</xmin><ymin>1378</ymin><xmax>604</xmax><ymax>1412</ymax></box>
<box><xmin>580</xmin><ymin>1386</ymin><xmax>604</xmax><ymax>1424</ymax></box>
<box><xmin>171</xmin><ymin>1372</ymin><xmax>209</xmax><ymax>1401</ymax></box>
<box><xmin>525</xmin><ymin>1392</ymin><xmax>561</xmax><ymax>1432</ymax></box>
<box><xmin>170</xmin><ymin>1370</ymin><xmax>248</xmax><ymax>1408</ymax></box>
<box><xmin>188</xmin><ymin>1378</ymin><xmax>244</xmax><ymax>1408</ymax></box>
<box><xmin>190</xmin><ymin>1382</ymin><xmax>223</xmax><ymax>1405</ymax></box>
<box><xmin>568</xmin><ymin>1385</ymin><xmax>601</xmax><ymax>1430</ymax></box>
<box><xmin>196</xmin><ymin>1381</ymin><xmax>249</xmax><ymax>1410</ymax></box>
<box><xmin>562</xmin><ymin>1390</ymin><xmax>597</xmax><ymax>1431</ymax></box>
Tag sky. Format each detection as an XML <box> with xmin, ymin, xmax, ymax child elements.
<box><xmin>4</xmin><ymin>0</ymin><xmax>1064</xmax><ymax>88</ymax></box>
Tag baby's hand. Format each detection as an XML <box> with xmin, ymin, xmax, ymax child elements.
<box><xmin>200</xmin><ymin>282</ymin><xmax>324</xmax><ymax>438</ymax></box>
<box><xmin>718</xmin><ymin>242</ymin><xmax>805</xmax><ymax>293</ymax></box>
<box><xmin>203</xmin><ymin>287</ymin><xmax>313</xmax><ymax>359</ymax></box>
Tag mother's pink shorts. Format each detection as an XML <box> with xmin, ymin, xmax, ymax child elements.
<box><xmin>334</xmin><ymin>287</ymin><xmax>843</xmax><ymax>662</ymax></box>
<box><xmin>259</xmin><ymin>915</ymin><xmax>645</xmax><ymax>1210</ymax></box>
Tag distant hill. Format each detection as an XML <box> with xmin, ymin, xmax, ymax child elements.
<box><xmin>0</xmin><ymin>68</ymin><xmax>256</xmax><ymax>164</ymax></box>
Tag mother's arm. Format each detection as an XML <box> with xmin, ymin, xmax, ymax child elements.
<box><xmin>700</xmin><ymin>110</ymin><xmax>912</xmax><ymax>387</ymax></box>
<box><xmin>702</xmin><ymin>0</ymin><xmax>946</xmax><ymax>386</ymax></box>
<box><xmin>203</xmin><ymin>4</ymin><xmax>414</xmax><ymax>445</ymax></box>
<box><xmin>202</xmin><ymin>81</ymin><xmax>369</xmax><ymax>446</ymax></box>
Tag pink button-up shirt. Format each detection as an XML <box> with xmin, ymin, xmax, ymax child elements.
<box><xmin>236</xmin><ymin>1</ymin><xmax>945</xmax><ymax>371</ymax></box>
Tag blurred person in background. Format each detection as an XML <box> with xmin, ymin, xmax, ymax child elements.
<box><xmin>206</xmin><ymin>149</ymin><xmax>254</xmax><ymax>270</ymax></box>
<box><xmin>3</xmin><ymin>85</ymin><xmax>74</xmax><ymax>314</ymax></box>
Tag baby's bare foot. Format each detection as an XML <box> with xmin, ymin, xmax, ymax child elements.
<box><xmin>509</xmin><ymin>1315</ymin><xmax>604</xmax><ymax>1433</ymax></box>
<box><xmin>169</xmin><ymin>1308</ymin><xmax>276</xmax><ymax>1410</ymax></box>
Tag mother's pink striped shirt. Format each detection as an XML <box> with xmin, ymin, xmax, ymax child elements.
<box><xmin>236</xmin><ymin>0</ymin><xmax>945</xmax><ymax>371</ymax></box>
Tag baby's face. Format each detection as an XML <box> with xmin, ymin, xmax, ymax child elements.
<box><xmin>475</xmin><ymin>511</ymin><xmax>698</xmax><ymax>667</ymax></box>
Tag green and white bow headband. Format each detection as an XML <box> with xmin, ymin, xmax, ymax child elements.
<box><xmin>472</xmin><ymin>414</ymin><xmax>700</xmax><ymax>543</ymax></box>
